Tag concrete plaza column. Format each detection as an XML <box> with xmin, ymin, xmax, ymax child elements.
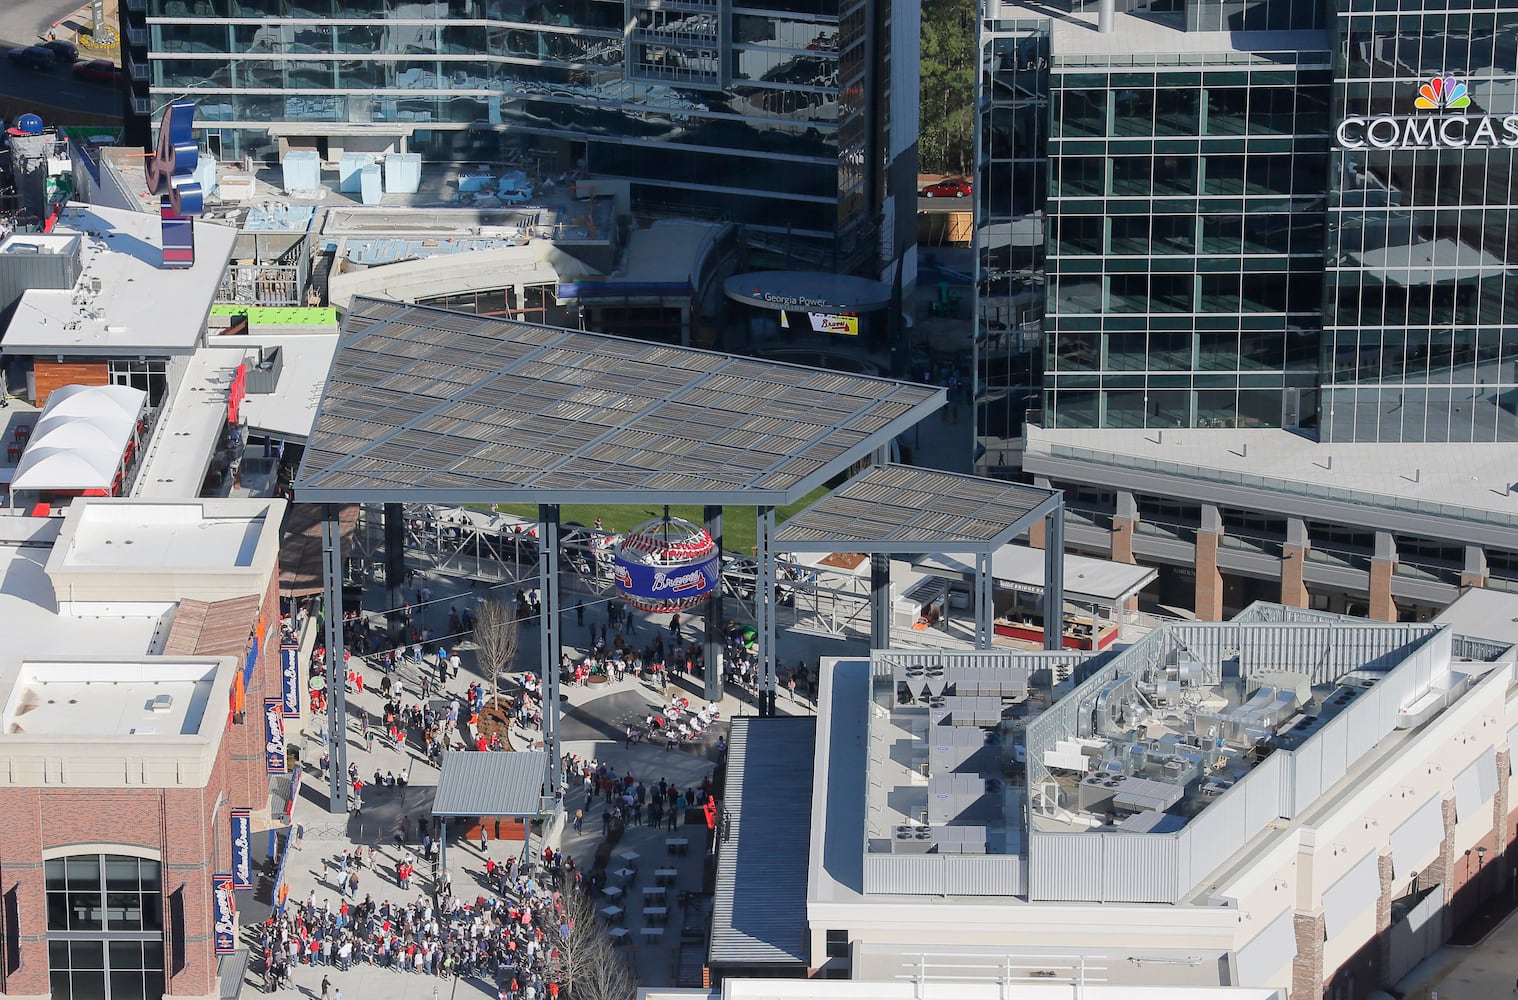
<box><xmin>1194</xmin><ymin>505</ymin><xmax>1224</xmax><ymax>622</ymax></box>
<box><xmin>870</xmin><ymin>553</ymin><xmax>891</xmax><ymax>650</ymax></box>
<box><xmin>1042</xmin><ymin>499</ymin><xmax>1065</xmax><ymax>651</ymax></box>
<box><xmin>538</xmin><ymin>504</ymin><xmax>563</xmax><ymax>807</ymax></box>
<box><xmin>1369</xmin><ymin>530</ymin><xmax>1398</xmax><ymax>622</ymax></box>
<box><xmin>1463</xmin><ymin>545</ymin><xmax>1489</xmax><ymax>592</ymax></box>
<box><xmin>1026</xmin><ymin>477</ymin><xmax>1052</xmax><ymax>549</ymax></box>
<box><xmin>755</xmin><ymin>506</ymin><xmax>777</xmax><ymax>717</ymax></box>
<box><xmin>975</xmin><ymin>551</ymin><xmax>994</xmax><ymax>649</ymax></box>
<box><xmin>1281</xmin><ymin>517</ymin><xmax>1310</xmax><ymax>609</ymax></box>
<box><xmin>702</xmin><ymin>505</ymin><xmax>725</xmax><ymax>703</ymax></box>
<box><xmin>1110</xmin><ymin>490</ymin><xmax>1138</xmax><ymax>565</ymax></box>
<box><xmin>322</xmin><ymin>503</ymin><xmax>349</xmax><ymax>814</ymax></box>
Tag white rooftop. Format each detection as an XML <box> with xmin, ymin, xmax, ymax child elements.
<box><xmin>205</xmin><ymin>333</ymin><xmax>338</xmax><ymax>443</ymax></box>
<box><xmin>131</xmin><ymin>349</ymin><xmax>239</xmax><ymax>499</ymax></box>
<box><xmin>3</xmin><ymin>659</ymin><xmax>217</xmax><ymax>738</ymax></box>
<box><xmin>1</xmin><ymin>202</ymin><xmax>237</xmax><ymax>357</ymax></box>
<box><xmin>916</xmin><ymin>544</ymin><xmax>1157</xmax><ymax>607</ymax></box>
<box><xmin>1025</xmin><ymin>424</ymin><xmax>1518</xmax><ymax>526</ymax></box>
<box><xmin>62</xmin><ymin>501</ymin><xmax>264</xmax><ymax>570</ymax></box>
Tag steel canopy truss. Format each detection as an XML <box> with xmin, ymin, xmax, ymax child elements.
<box><xmin>295</xmin><ymin>297</ymin><xmax>943</xmax><ymax>506</ymax></box>
<box><xmin>297</xmin><ymin>298</ymin><xmax>946</xmax><ymax>810</ymax></box>
<box><xmin>775</xmin><ymin>464</ymin><xmax>1067</xmax><ymax>652</ymax></box>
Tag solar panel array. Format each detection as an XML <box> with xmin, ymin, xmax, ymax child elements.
<box><xmin>774</xmin><ymin>463</ymin><xmax>1055</xmax><ymax>549</ymax></box>
<box><xmin>295</xmin><ymin>298</ymin><xmax>941</xmax><ymax>503</ymax></box>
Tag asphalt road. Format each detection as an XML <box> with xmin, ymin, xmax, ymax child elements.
<box><xmin>0</xmin><ymin>0</ymin><xmax>124</xmax><ymax>123</ymax></box>
<box><xmin>0</xmin><ymin>56</ymin><xmax>123</xmax><ymax>125</ymax></box>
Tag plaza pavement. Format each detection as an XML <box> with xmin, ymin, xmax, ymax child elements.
<box><xmin>242</xmin><ymin>562</ymin><xmax>863</xmax><ymax>997</ymax></box>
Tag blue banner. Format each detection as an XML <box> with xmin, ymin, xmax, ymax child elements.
<box><xmin>212</xmin><ymin>873</ymin><xmax>236</xmax><ymax>955</ymax></box>
<box><xmin>279</xmin><ymin>644</ymin><xmax>300</xmax><ymax>718</ymax></box>
<box><xmin>263</xmin><ymin>698</ymin><xmax>286</xmax><ymax>775</ymax></box>
<box><xmin>243</xmin><ymin>634</ymin><xmax>259</xmax><ymax>690</ymax></box>
<box><xmin>230</xmin><ymin>809</ymin><xmax>252</xmax><ymax>890</ymax></box>
<box><xmin>613</xmin><ymin>553</ymin><xmax>720</xmax><ymax>606</ymax></box>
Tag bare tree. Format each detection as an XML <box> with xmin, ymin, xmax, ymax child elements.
<box><xmin>473</xmin><ymin>597</ymin><xmax>520</xmax><ymax>709</ymax></box>
<box><xmin>546</xmin><ymin>889</ymin><xmax>638</xmax><ymax>1000</ymax></box>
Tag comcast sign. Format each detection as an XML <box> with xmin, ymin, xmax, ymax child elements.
<box><xmin>1336</xmin><ymin>75</ymin><xmax>1518</xmax><ymax>149</ymax></box>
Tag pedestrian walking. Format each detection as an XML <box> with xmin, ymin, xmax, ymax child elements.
<box><xmin>321</xmin><ymin>975</ymin><xmax>330</xmax><ymax>1000</ymax></box>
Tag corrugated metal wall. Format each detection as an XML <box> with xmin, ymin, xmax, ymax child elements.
<box><xmin>862</xmin><ymin>852</ymin><xmax>1027</xmax><ymax>896</ymax></box>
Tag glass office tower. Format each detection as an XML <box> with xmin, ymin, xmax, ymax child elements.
<box><xmin>121</xmin><ymin>0</ymin><xmax>913</xmax><ymax>270</ymax></box>
<box><xmin>1321</xmin><ymin>0</ymin><xmax>1518</xmax><ymax>442</ymax></box>
<box><xmin>974</xmin><ymin>0</ymin><xmax>1333</xmax><ymax>463</ymax></box>
<box><xmin>975</xmin><ymin>0</ymin><xmax>1518</xmax><ymax>469</ymax></box>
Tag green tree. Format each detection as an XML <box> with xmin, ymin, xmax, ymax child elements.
<box><xmin>919</xmin><ymin>0</ymin><xmax>976</xmax><ymax>175</ymax></box>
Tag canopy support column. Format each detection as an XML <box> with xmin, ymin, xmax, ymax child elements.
<box><xmin>975</xmin><ymin>551</ymin><xmax>994</xmax><ymax>650</ymax></box>
<box><xmin>870</xmin><ymin>554</ymin><xmax>890</xmax><ymax>650</ymax></box>
<box><xmin>538</xmin><ymin>504</ymin><xmax>562</xmax><ymax>809</ymax></box>
<box><xmin>1043</xmin><ymin>498</ymin><xmax>1066</xmax><ymax>651</ymax></box>
<box><xmin>322</xmin><ymin>503</ymin><xmax>348</xmax><ymax>814</ymax></box>
<box><xmin>703</xmin><ymin>505</ymin><xmax>725</xmax><ymax>703</ymax></box>
<box><xmin>755</xmin><ymin>505</ymin><xmax>777</xmax><ymax>717</ymax></box>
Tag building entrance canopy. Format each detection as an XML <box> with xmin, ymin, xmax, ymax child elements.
<box><xmin>723</xmin><ymin>271</ymin><xmax>892</xmax><ymax>314</ymax></box>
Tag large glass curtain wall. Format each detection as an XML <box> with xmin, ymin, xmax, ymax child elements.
<box><xmin>1322</xmin><ymin>2</ymin><xmax>1518</xmax><ymax>442</ymax></box>
<box><xmin>1043</xmin><ymin>64</ymin><xmax>1331</xmax><ymax>429</ymax></box>
<box><xmin>147</xmin><ymin>3</ymin><xmax>849</xmax><ymax>237</ymax></box>
<box><xmin>974</xmin><ymin>25</ymin><xmax>1049</xmax><ymax>472</ymax></box>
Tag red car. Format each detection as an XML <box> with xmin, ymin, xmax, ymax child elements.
<box><xmin>920</xmin><ymin>178</ymin><xmax>972</xmax><ymax>198</ymax></box>
<box><xmin>73</xmin><ymin>59</ymin><xmax>121</xmax><ymax>83</ymax></box>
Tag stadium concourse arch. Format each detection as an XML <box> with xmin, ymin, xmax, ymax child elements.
<box><xmin>295</xmin><ymin>297</ymin><xmax>1066</xmax><ymax>815</ymax></box>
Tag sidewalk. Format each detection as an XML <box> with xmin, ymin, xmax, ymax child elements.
<box><xmin>1393</xmin><ymin>904</ymin><xmax>1518</xmax><ymax>1000</ymax></box>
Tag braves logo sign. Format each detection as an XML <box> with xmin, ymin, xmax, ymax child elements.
<box><xmin>231</xmin><ymin>809</ymin><xmax>252</xmax><ymax>890</ymax></box>
<box><xmin>279</xmin><ymin>644</ymin><xmax>300</xmax><ymax>718</ymax></box>
<box><xmin>143</xmin><ymin>99</ymin><xmax>202</xmax><ymax>269</ymax></box>
<box><xmin>212</xmin><ymin>873</ymin><xmax>237</xmax><ymax>954</ymax></box>
<box><xmin>264</xmin><ymin>698</ymin><xmax>287</xmax><ymax>774</ymax></box>
<box><xmin>652</xmin><ymin>568</ymin><xmax>708</xmax><ymax>593</ymax></box>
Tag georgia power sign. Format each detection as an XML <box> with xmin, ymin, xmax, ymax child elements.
<box><xmin>1336</xmin><ymin>75</ymin><xmax>1518</xmax><ymax>150</ymax></box>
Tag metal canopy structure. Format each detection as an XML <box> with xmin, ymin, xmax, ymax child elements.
<box><xmin>774</xmin><ymin>464</ymin><xmax>1066</xmax><ymax>650</ymax></box>
<box><xmin>430</xmin><ymin>750</ymin><xmax>549</xmax><ymax>876</ymax></box>
<box><xmin>431</xmin><ymin>751</ymin><xmax>549</xmax><ymax>817</ymax></box>
<box><xmin>774</xmin><ymin>463</ymin><xmax>1060</xmax><ymax>554</ymax></box>
<box><xmin>297</xmin><ymin>298</ymin><xmax>946</xmax><ymax>815</ymax></box>
<box><xmin>294</xmin><ymin>297</ymin><xmax>942</xmax><ymax>505</ymax></box>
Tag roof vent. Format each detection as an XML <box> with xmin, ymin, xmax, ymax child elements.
<box><xmin>147</xmin><ymin>694</ymin><xmax>174</xmax><ymax>713</ymax></box>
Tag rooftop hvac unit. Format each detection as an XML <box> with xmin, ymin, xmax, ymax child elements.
<box><xmin>148</xmin><ymin>694</ymin><xmax>174</xmax><ymax>713</ymax></box>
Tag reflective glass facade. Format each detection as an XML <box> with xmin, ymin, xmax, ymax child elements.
<box><xmin>1044</xmin><ymin>57</ymin><xmax>1330</xmax><ymax>431</ymax></box>
<box><xmin>126</xmin><ymin>0</ymin><xmax>896</xmax><ymax>265</ymax></box>
<box><xmin>1322</xmin><ymin>0</ymin><xmax>1518</xmax><ymax>442</ymax></box>
<box><xmin>976</xmin><ymin>0</ymin><xmax>1518</xmax><ymax>465</ymax></box>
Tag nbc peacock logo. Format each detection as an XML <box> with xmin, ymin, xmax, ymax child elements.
<box><xmin>1414</xmin><ymin>76</ymin><xmax>1471</xmax><ymax>111</ymax></box>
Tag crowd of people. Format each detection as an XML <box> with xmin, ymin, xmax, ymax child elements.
<box><xmin>259</xmin><ymin>843</ymin><xmax>581</xmax><ymax>998</ymax></box>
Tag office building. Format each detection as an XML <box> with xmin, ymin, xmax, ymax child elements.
<box><xmin>119</xmin><ymin>0</ymin><xmax>920</xmax><ymax>276</ymax></box>
<box><xmin>974</xmin><ymin>0</ymin><xmax>1518</xmax><ymax>451</ymax></box>
<box><xmin>0</xmin><ymin>497</ymin><xmax>288</xmax><ymax>1000</ymax></box>
<box><xmin>971</xmin><ymin>0</ymin><xmax>1518</xmax><ymax>619</ymax></box>
<box><xmin>711</xmin><ymin>596</ymin><xmax>1518</xmax><ymax>999</ymax></box>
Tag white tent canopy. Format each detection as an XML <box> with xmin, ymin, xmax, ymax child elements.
<box><xmin>11</xmin><ymin>384</ymin><xmax>145</xmax><ymax>492</ymax></box>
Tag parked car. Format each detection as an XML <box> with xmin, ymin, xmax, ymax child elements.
<box><xmin>920</xmin><ymin>177</ymin><xmax>972</xmax><ymax>198</ymax></box>
<box><xmin>7</xmin><ymin>46</ymin><xmax>56</xmax><ymax>70</ymax></box>
<box><xmin>73</xmin><ymin>58</ymin><xmax>121</xmax><ymax>83</ymax></box>
<box><xmin>40</xmin><ymin>39</ymin><xmax>78</xmax><ymax>63</ymax></box>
